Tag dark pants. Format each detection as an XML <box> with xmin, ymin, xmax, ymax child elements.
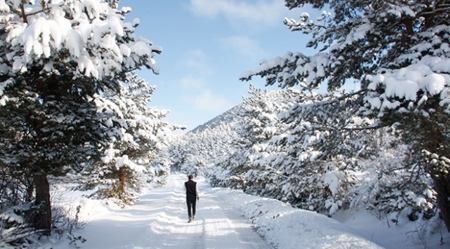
<box><xmin>186</xmin><ymin>196</ymin><xmax>196</xmax><ymax>218</ymax></box>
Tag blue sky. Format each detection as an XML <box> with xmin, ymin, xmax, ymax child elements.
<box><xmin>120</xmin><ymin>0</ymin><xmax>316</xmax><ymax>132</ymax></box>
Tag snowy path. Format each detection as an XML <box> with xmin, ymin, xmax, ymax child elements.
<box><xmin>73</xmin><ymin>174</ymin><xmax>271</xmax><ymax>249</ymax></box>
<box><xmin>50</xmin><ymin>173</ymin><xmax>447</xmax><ymax>249</ymax></box>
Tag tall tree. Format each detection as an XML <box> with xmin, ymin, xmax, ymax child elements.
<box><xmin>0</xmin><ymin>0</ymin><xmax>160</xmax><ymax>235</ymax></box>
<box><xmin>88</xmin><ymin>72</ymin><xmax>180</xmax><ymax>205</ymax></box>
<box><xmin>241</xmin><ymin>0</ymin><xmax>450</xmax><ymax>232</ymax></box>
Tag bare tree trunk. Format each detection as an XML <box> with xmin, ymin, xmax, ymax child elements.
<box><xmin>34</xmin><ymin>174</ymin><xmax>51</xmax><ymax>235</ymax></box>
<box><xmin>432</xmin><ymin>174</ymin><xmax>450</xmax><ymax>233</ymax></box>
<box><xmin>120</xmin><ymin>166</ymin><xmax>125</xmax><ymax>193</ymax></box>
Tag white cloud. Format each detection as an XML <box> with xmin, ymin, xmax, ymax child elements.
<box><xmin>180</xmin><ymin>76</ymin><xmax>204</xmax><ymax>89</ymax></box>
<box><xmin>220</xmin><ymin>35</ymin><xmax>267</xmax><ymax>60</ymax></box>
<box><xmin>176</xmin><ymin>50</ymin><xmax>232</xmax><ymax>112</ymax></box>
<box><xmin>182</xmin><ymin>49</ymin><xmax>212</xmax><ymax>76</ymax></box>
<box><xmin>177</xmin><ymin>49</ymin><xmax>213</xmax><ymax>90</ymax></box>
<box><xmin>192</xmin><ymin>90</ymin><xmax>234</xmax><ymax>112</ymax></box>
<box><xmin>188</xmin><ymin>0</ymin><xmax>287</xmax><ymax>26</ymax></box>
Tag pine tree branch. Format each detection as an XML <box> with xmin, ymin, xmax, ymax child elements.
<box><xmin>12</xmin><ymin>2</ymin><xmax>63</xmax><ymax>24</ymax></box>
<box><xmin>24</xmin><ymin>6</ymin><xmax>53</xmax><ymax>18</ymax></box>
<box><xmin>20</xmin><ymin>2</ymin><xmax>27</xmax><ymax>23</ymax></box>
<box><xmin>341</xmin><ymin>123</ymin><xmax>393</xmax><ymax>132</ymax></box>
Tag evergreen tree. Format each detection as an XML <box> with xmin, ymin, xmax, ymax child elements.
<box><xmin>0</xmin><ymin>0</ymin><xmax>160</xmax><ymax>235</ymax></box>
<box><xmin>81</xmin><ymin>72</ymin><xmax>179</xmax><ymax>206</ymax></box>
<box><xmin>242</xmin><ymin>0</ymin><xmax>450</xmax><ymax>231</ymax></box>
<box><xmin>223</xmin><ymin>87</ymin><xmax>292</xmax><ymax>191</ymax></box>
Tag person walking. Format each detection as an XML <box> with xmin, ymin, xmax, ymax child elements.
<box><xmin>185</xmin><ymin>174</ymin><xmax>199</xmax><ymax>223</ymax></box>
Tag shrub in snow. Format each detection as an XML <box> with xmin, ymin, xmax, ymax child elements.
<box><xmin>0</xmin><ymin>203</ymin><xmax>32</xmax><ymax>246</ymax></box>
<box><xmin>0</xmin><ymin>188</ymin><xmax>87</xmax><ymax>248</ymax></box>
<box><xmin>0</xmin><ymin>164</ymin><xmax>33</xmax><ymax>213</ymax></box>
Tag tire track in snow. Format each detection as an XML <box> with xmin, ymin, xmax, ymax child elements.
<box><xmin>198</xmin><ymin>188</ymin><xmax>271</xmax><ymax>249</ymax></box>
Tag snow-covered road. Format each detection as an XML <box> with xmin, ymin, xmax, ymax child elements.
<box><xmin>46</xmin><ymin>172</ymin><xmax>446</xmax><ymax>249</ymax></box>
<box><xmin>73</xmin><ymin>174</ymin><xmax>271</xmax><ymax>249</ymax></box>
<box><xmin>51</xmin><ymin>173</ymin><xmax>386</xmax><ymax>249</ymax></box>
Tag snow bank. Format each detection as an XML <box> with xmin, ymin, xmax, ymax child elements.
<box><xmin>211</xmin><ymin>187</ymin><xmax>383</xmax><ymax>249</ymax></box>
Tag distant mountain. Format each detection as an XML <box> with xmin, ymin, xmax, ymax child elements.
<box><xmin>188</xmin><ymin>89</ymin><xmax>287</xmax><ymax>134</ymax></box>
<box><xmin>189</xmin><ymin>104</ymin><xmax>244</xmax><ymax>134</ymax></box>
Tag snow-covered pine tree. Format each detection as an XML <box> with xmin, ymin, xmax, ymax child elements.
<box><xmin>81</xmin><ymin>72</ymin><xmax>179</xmax><ymax>206</ymax></box>
<box><xmin>226</xmin><ymin>87</ymin><xmax>366</xmax><ymax>214</ymax></box>
<box><xmin>231</xmin><ymin>87</ymin><xmax>291</xmax><ymax>192</ymax></box>
<box><xmin>0</xmin><ymin>0</ymin><xmax>160</xmax><ymax>235</ymax></box>
<box><xmin>351</xmin><ymin>134</ymin><xmax>436</xmax><ymax>221</ymax></box>
<box><xmin>262</xmin><ymin>92</ymin><xmax>395</xmax><ymax>214</ymax></box>
<box><xmin>241</xmin><ymin>0</ymin><xmax>450</xmax><ymax>232</ymax></box>
<box><xmin>192</xmin><ymin>85</ymin><xmax>434</xmax><ymax>216</ymax></box>
<box><xmin>207</xmin><ymin>87</ymin><xmax>299</xmax><ymax>193</ymax></box>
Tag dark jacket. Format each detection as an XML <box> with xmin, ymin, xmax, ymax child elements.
<box><xmin>185</xmin><ymin>180</ymin><xmax>199</xmax><ymax>200</ymax></box>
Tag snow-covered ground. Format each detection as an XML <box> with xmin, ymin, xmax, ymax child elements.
<box><xmin>44</xmin><ymin>173</ymin><xmax>449</xmax><ymax>249</ymax></box>
<box><xmin>52</xmin><ymin>174</ymin><xmax>270</xmax><ymax>249</ymax></box>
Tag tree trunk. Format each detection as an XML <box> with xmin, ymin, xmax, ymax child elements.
<box><xmin>120</xmin><ymin>166</ymin><xmax>125</xmax><ymax>193</ymax></box>
<box><xmin>34</xmin><ymin>174</ymin><xmax>51</xmax><ymax>235</ymax></box>
<box><xmin>432</xmin><ymin>174</ymin><xmax>450</xmax><ymax>233</ymax></box>
<box><xmin>418</xmin><ymin>117</ymin><xmax>450</xmax><ymax>233</ymax></box>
